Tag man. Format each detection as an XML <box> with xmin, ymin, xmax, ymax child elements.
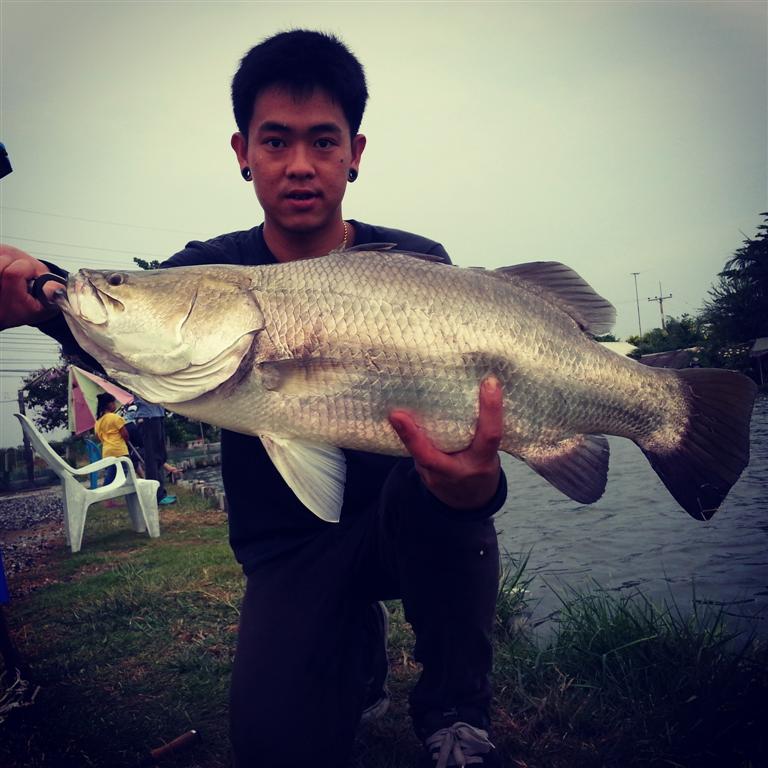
<box><xmin>122</xmin><ymin>404</ymin><xmax>145</xmax><ymax>476</ymax></box>
<box><xmin>0</xmin><ymin>30</ymin><xmax>506</xmax><ymax>767</ymax></box>
<box><xmin>130</xmin><ymin>397</ymin><xmax>177</xmax><ymax>505</ymax></box>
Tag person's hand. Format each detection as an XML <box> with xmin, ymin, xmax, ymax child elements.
<box><xmin>0</xmin><ymin>244</ymin><xmax>61</xmax><ymax>330</ymax></box>
<box><xmin>389</xmin><ymin>376</ymin><xmax>503</xmax><ymax>510</ymax></box>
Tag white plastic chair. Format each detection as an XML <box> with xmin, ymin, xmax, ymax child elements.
<box><xmin>15</xmin><ymin>414</ymin><xmax>161</xmax><ymax>553</ymax></box>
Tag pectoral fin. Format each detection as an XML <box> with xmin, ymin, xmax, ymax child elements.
<box><xmin>521</xmin><ymin>434</ymin><xmax>610</xmax><ymax>504</ymax></box>
<box><xmin>260</xmin><ymin>435</ymin><xmax>346</xmax><ymax>523</ymax></box>
<box><xmin>260</xmin><ymin>359</ymin><xmax>363</xmax><ymax>397</ymax></box>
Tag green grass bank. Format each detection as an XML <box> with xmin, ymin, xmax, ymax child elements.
<box><xmin>1</xmin><ymin>490</ymin><xmax>766</xmax><ymax>768</ymax></box>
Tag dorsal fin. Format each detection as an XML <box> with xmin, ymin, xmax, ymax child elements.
<box><xmin>332</xmin><ymin>243</ymin><xmax>447</xmax><ymax>264</ymax></box>
<box><xmin>495</xmin><ymin>262</ymin><xmax>616</xmax><ymax>336</ymax></box>
<box><xmin>343</xmin><ymin>242</ymin><xmax>397</xmax><ymax>253</ymax></box>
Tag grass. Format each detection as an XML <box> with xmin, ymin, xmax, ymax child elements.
<box><xmin>1</xmin><ymin>492</ymin><xmax>766</xmax><ymax>768</ymax></box>
<box><xmin>491</xmin><ymin>579</ymin><xmax>768</xmax><ymax>767</ymax></box>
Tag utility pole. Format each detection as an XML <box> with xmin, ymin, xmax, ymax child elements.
<box><xmin>17</xmin><ymin>369</ymin><xmax>56</xmax><ymax>486</ymax></box>
<box><xmin>17</xmin><ymin>389</ymin><xmax>34</xmax><ymax>484</ymax></box>
<box><xmin>648</xmin><ymin>282</ymin><xmax>672</xmax><ymax>331</ymax></box>
<box><xmin>631</xmin><ymin>272</ymin><xmax>642</xmax><ymax>337</ymax></box>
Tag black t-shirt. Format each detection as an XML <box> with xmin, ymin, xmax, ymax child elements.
<box><xmin>38</xmin><ymin>221</ymin><xmax>507</xmax><ymax>574</ymax></box>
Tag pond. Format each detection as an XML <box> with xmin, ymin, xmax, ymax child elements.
<box><xmin>495</xmin><ymin>392</ymin><xmax>767</xmax><ymax>634</ymax></box>
<box><xmin>187</xmin><ymin>393</ymin><xmax>768</xmax><ymax>635</ymax></box>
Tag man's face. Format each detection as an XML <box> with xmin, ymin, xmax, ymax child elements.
<box><xmin>232</xmin><ymin>86</ymin><xmax>365</xmax><ymax>236</ymax></box>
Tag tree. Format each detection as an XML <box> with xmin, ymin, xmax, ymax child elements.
<box><xmin>626</xmin><ymin>314</ymin><xmax>706</xmax><ymax>357</ymax></box>
<box><xmin>164</xmin><ymin>415</ymin><xmax>220</xmax><ymax>447</ymax></box>
<box><xmin>132</xmin><ymin>257</ymin><xmax>162</xmax><ymax>270</ymax></box>
<box><xmin>22</xmin><ymin>361</ymin><xmax>69</xmax><ymax>432</ymax></box>
<box><xmin>701</xmin><ymin>212</ymin><xmax>768</xmax><ymax>348</ymax></box>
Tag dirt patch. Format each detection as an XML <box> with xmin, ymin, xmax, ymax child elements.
<box><xmin>160</xmin><ymin>504</ymin><xmax>225</xmax><ymax>528</ymax></box>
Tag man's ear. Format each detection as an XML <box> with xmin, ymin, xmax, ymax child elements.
<box><xmin>350</xmin><ymin>133</ymin><xmax>366</xmax><ymax>174</ymax></box>
<box><xmin>231</xmin><ymin>132</ymin><xmax>248</xmax><ymax>168</ymax></box>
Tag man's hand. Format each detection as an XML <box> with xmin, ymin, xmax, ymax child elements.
<box><xmin>0</xmin><ymin>245</ymin><xmax>61</xmax><ymax>330</ymax></box>
<box><xmin>389</xmin><ymin>376</ymin><xmax>503</xmax><ymax>510</ymax></box>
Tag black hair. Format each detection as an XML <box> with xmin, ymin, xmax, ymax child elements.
<box><xmin>96</xmin><ymin>393</ymin><xmax>116</xmax><ymax>418</ymax></box>
<box><xmin>231</xmin><ymin>29</ymin><xmax>368</xmax><ymax>142</ymax></box>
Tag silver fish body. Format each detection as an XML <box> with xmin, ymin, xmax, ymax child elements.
<box><xmin>58</xmin><ymin>250</ymin><xmax>757</xmax><ymax>523</ymax></box>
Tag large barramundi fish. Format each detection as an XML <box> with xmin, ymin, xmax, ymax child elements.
<box><xmin>56</xmin><ymin>248</ymin><xmax>757</xmax><ymax>523</ymax></box>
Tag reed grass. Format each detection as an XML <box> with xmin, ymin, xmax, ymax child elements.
<box><xmin>1</xmin><ymin>492</ymin><xmax>765</xmax><ymax>768</ymax></box>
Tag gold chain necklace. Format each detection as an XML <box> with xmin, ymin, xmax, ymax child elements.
<box><xmin>340</xmin><ymin>221</ymin><xmax>348</xmax><ymax>250</ymax></box>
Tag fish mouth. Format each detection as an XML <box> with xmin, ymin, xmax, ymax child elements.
<box><xmin>55</xmin><ymin>273</ymin><xmax>138</xmax><ymax>376</ymax></box>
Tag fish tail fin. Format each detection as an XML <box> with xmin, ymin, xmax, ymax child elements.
<box><xmin>637</xmin><ymin>368</ymin><xmax>757</xmax><ymax>520</ymax></box>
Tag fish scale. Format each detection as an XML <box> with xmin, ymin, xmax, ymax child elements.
<box><xmin>57</xmin><ymin>249</ymin><xmax>757</xmax><ymax>523</ymax></box>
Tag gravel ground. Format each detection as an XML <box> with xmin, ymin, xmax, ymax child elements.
<box><xmin>0</xmin><ymin>487</ymin><xmax>64</xmax><ymax>589</ymax></box>
<box><xmin>0</xmin><ymin>488</ymin><xmax>62</xmax><ymax>532</ymax></box>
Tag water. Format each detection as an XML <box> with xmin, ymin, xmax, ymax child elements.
<box><xmin>496</xmin><ymin>393</ymin><xmax>768</xmax><ymax>633</ymax></box>
<box><xmin>188</xmin><ymin>394</ymin><xmax>768</xmax><ymax>634</ymax></box>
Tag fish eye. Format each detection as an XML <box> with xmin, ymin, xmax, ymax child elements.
<box><xmin>107</xmin><ymin>273</ymin><xmax>126</xmax><ymax>287</ymax></box>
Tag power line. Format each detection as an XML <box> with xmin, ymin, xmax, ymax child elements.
<box><xmin>0</xmin><ymin>334</ymin><xmax>62</xmax><ymax>340</ymax></box>
<box><xmin>0</xmin><ymin>331</ymin><xmax>60</xmax><ymax>337</ymax></box>
<box><xmin>1</xmin><ymin>205</ymin><xmax>205</xmax><ymax>236</ymax></box>
<box><xmin>0</xmin><ymin>338</ymin><xmax>61</xmax><ymax>346</ymax></box>
<box><xmin>1</xmin><ymin>349</ymin><xmax>61</xmax><ymax>354</ymax></box>
<box><xmin>0</xmin><ymin>346</ymin><xmax>61</xmax><ymax>351</ymax></box>
<box><xmin>0</xmin><ymin>342</ymin><xmax>61</xmax><ymax>348</ymax></box>
<box><xmin>0</xmin><ymin>341</ymin><xmax>61</xmax><ymax>346</ymax></box>
<box><xmin>3</xmin><ymin>234</ymin><xmax>168</xmax><ymax>258</ymax></box>
<box><xmin>1</xmin><ymin>352</ymin><xmax>60</xmax><ymax>356</ymax></box>
<box><xmin>1</xmin><ymin>344</ymin><xmax>63</xmax><ymax>353</ymax></box>
<box><xmin>0</xmin><ymin>370</ymin><xmax>51</xmax><ymax>375</ymax></box>
<box><xmin>25</xmin><ymin>250</ymin><xmax>142</xmax><ymax>268</ymax></box>
<box><xmin>0</xmin><ymin>340</ymin><xmax>62</xmax><ymax>346</ymax></box>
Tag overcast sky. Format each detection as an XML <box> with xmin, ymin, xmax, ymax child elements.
<box><xmin>1</xmin><ymin>0</ymin><xmax>766</xmax><ymax>447</ymax></box>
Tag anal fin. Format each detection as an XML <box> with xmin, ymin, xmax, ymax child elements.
<box><xmin>521</xmin><ymin>434</ymin><xmax>609</xmax><ymax>504</ymax></box>
<box><xmin>260</xmin><ymin>435</ymin><xmax>346</xmax><ymax>523</ymax></box>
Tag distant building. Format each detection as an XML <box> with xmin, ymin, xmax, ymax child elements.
<box><xmin>639</xmin><ymin>347</ymin><xmax>702</xmax><ymax>369</ymax></box>
<box><xmin>599</xmin><ymin>341</ymin><xmax>639</xmax><ymax>358</ymax></box>
<box><xmin>749</xmin><ymin>337</ymin><xmax>768</xmax><ymax>385</ymax></box>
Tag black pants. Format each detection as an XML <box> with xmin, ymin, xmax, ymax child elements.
<box><xmin>139</xmin><ymin>417</ymin><xmax>167</xmax><ymax>502</ymax></box>
<box><xmin>229</xmin><ymin>462</ymin><xmax>500</xmax><ymax>768</ymax></box>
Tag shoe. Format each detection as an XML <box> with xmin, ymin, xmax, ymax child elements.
<box><xmin>159</xmin><ymin>495</ymin><xmax>177</xmax><ymax>505</ymax></box>
<box><xmin>360</xmin><ymin>601</ymin><xmax>390</xmax><ymax>723</ymax></box>
<box><xmin>421</xmin><ymin>721</ymin><xmax>499</xmax><ymax>767</ymax></box>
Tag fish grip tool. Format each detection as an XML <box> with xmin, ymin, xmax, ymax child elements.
<box><xmin>27</xmin><ymin>273</ymin><xmax>67</xmax><ymax>307</ymax></box>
